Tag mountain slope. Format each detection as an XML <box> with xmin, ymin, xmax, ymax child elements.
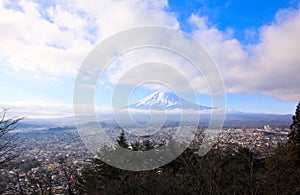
<box><xmin>127</xmin><ymin>91</ymin><xmax>212</xmax><ymax>110</ymax></box>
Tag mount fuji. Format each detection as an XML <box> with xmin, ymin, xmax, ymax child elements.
<box><xmin>127</xmin><ymin>91</ymin><xmax>212</xmax><ymax>110</ymax></box>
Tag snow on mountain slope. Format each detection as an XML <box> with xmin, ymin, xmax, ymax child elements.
<box><xmin>127</xmin><ymin>91</ymin><xmax>212</xmax><ymax>110</ymax></box>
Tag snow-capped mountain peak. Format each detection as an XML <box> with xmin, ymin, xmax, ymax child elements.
<box><xmin>127</xmin><ymin>91</ymin><xmax>212</xmax><ymax>110</ymax></box>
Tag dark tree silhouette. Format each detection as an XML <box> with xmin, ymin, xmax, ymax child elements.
<box><xmin>142</xmin><ymin>139</ymin><xmax>154</xmax><ymax>151</ymax></box>
<box><xmin>117</xmin><ymin>129</ymin><xmax>129</xmax><ymax>148</ymax></box>
<box><xmin>288</xmin><ymin>101</ymin><xmax>300</xmax><ymax>145</ymax></box>
<box><xmin>0</xmin><ymin>109</ymin><xmax>23</xmax><ymax>166</ymax></box>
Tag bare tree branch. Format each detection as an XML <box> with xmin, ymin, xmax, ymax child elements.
<box><xmin>0</xmin><ymin>108</ymin><xmax>24</xmax><ymax>166</ymax></box>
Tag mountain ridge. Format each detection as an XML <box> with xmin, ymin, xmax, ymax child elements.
<box><xmin>127</xmin><ymin>91</ymin><xmax>212</xmax><ymax>110</ymax></box>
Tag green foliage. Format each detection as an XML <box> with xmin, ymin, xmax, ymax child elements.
<box><xmin>77</xmin><ymin>142</ymin><xmax>300</xmax><ymax>194</ymax></box>
<box><xmin>262</xmin><ymin>144</ymin><xmax>300</xmax><ymax>194</ymax></box>
<box><xmin>117</xmin><ymin>129</ymin><xmax>129</xmax><ymax>149</ymax></box>
<box><xmin>78</xmin><ymin>109</ymin><xmax>300</xmax><ymax>194</ymax></box>
<box><xmin>289</xmin><ymin>101</ymin><xmax>300</xmax><ymax>145</ymax></box>
<box><xmin>131</xmin><ymin>139</ymin><xmax>154</xmax><ymax>151</ymax></box>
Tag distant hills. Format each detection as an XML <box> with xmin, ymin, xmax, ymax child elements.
<box><xmin>14</xmin><ymin>90</ymin><xmax>293</xmax><ymax>131</ymax></box>
<box><xmin>47</xmin><ymin>126</ymin><xmax>75</xmax><ymax>131</ymax></box>
<box><xmin>14</xmin><ymin>112</ymin><xmax>293</xmax><ymax>133</ymax></box>
<box><xmin>222</xmin><ymin>113</ymin><xmax>292</xmax><ymax>128</ymax></box>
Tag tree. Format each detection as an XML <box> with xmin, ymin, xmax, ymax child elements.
<box><xmin>288</xmin><ymin>101</ymin><xmax>300</xmax><ymax>145</ymax></box>
<box><xmin>0</xmin><ymin>109</ymin><xmax>23</xmax><ymax>167</ymax></box>
<box><xmin>117</xmin><ymin>129</ymin><xmax>129</xmax><ymax>148</ymax></box>
<box><xmin>142</xmin><ymin>139</ymin><xmax>154</xmax><ymax>151</ymax></box>
<box><xmin>130</xmin><ymin>139</ymin><xmax>154</xmax><ymax>151</ymax></box>
<box><xmin>262</xmin><ymin>143</ymin><xmax>300</xmax><ymax>194</ymax></box>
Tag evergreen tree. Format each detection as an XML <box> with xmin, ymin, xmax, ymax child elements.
<box><xmin>117</xmin><ymin>129</ymin><xmax>129</xmax><ymax>148</ymax></box>
<box><xmin>288</xmin><ymin>101</ymin><xmax>300</xmax><ymax>145</ymax></box>
<box><xmin>131</xmin><ymin>142</ymin><xmax>140</xmax><ymax>151</ymax></box>
<box><xmin>142</xmin><ymin>139</ymin><xmax>153</xmax><ymax>151</ymax></box>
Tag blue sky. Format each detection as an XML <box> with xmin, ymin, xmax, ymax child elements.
<box><xmin>0</xmin><ymin>0</ymin><xmax>299</xmax><ymax>118</ymax></box>
<box><xmin>168</xmin><ymin>0</ymin><xmax>299</xmax><ymax>43</ymax></box>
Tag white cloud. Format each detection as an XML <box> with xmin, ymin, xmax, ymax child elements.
<box><xmin>75</xmin><ymin>4</ymin><xmax>300</xmax><ymax>103</ymax></box>
<box><xmin>0</xmin><ymin>100</ymin><xmax>73</xmax><ymax>118</ymax></box>
<box><xmin>73</xmin><ymin>0</ymin><xmax>178</xmax><ymax>39</ymax></box>
<box><xmin>1</xmin><ymin>0</ymin><xmax>300</xmax><ymax>119</ymax></box>
<box><xmin>0</xmin><ymin>0</ymin><xmax>92</xmax><ymax>77</ymax></box>
<box><xmin>0</xmin><ymin>0</ymin><xmax>178</xmax><ymax>78</ymax></box>
<box><xmin>99</xmin><ymin>47</ymin><xmax>209</xmax><ymax>94</ymax></box>
<box><xmin>251</xmin><ymin>6</ymin><xmax>300</xmax><ymax>101</ymax></box>
<box><xmin>189</xmin><ymin>5</ymin><xmax>300</xmax><ymax>101</ymax></box>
